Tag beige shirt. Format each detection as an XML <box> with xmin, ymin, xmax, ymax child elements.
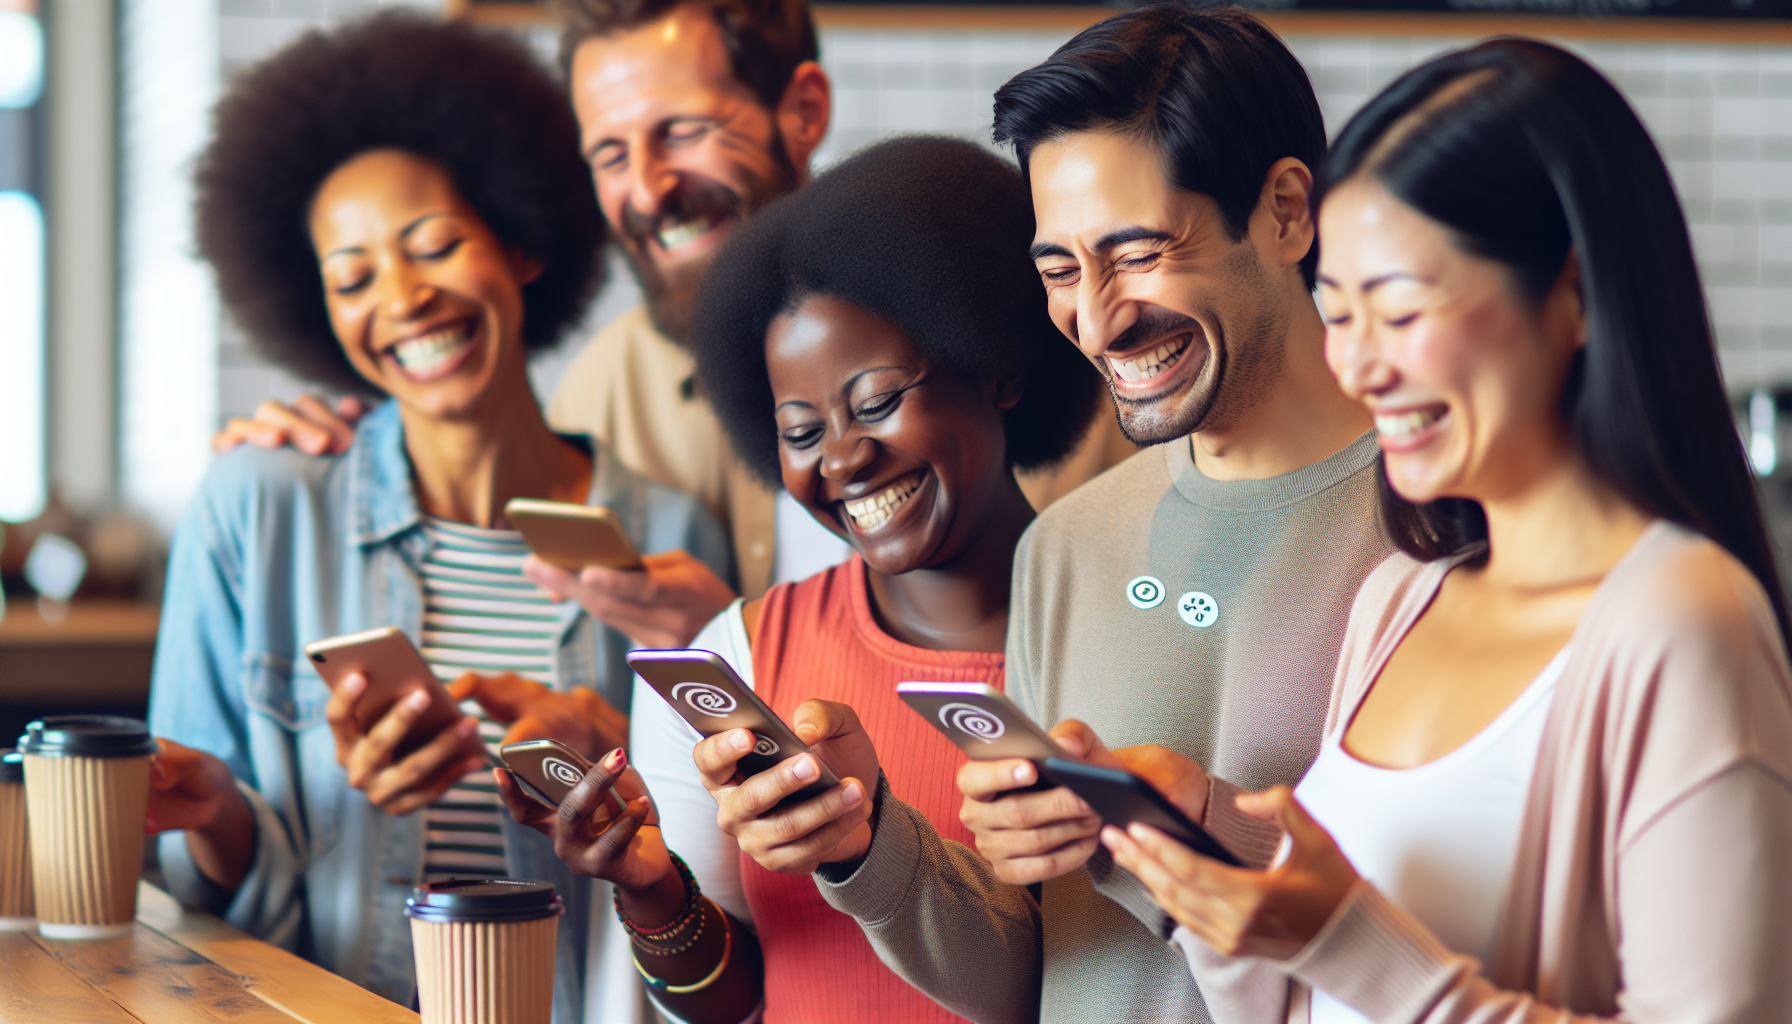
<box><xmin>545</xmin><ymin>304</ymin><xmax>1136</xmax><ymax>599</ymax></box>
<box><xmin>1187</xmin><ymin>521</ymin><xmax>1792</xmax><ymax>1023</ymax></box>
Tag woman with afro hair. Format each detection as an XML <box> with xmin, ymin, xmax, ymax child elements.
<box><xmin>143</xmin><ymin>13</ymin><xmax>727</xmax><ymax>1021</ymax></box>
<box><xmin>497</xmin><ymin>136</ymin><xmax>1105</xmax><ymax>1024</ymax></box>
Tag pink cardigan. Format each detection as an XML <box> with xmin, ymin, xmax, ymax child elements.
<box><xmin>1186</xmin><ymin>521</ymin><xmax>1792</xmax><ymax>1022</ymax></box>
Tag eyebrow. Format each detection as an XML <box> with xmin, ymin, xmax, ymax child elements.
<box><xmin>772</xmin><ymin>366</ymin><xmax>911</xmax><ymax>415</ymax></box>
<box><xmin>1029</xmin><ymin>226</ymin><xmax>1174</xmax><ymax>263</ymax></box>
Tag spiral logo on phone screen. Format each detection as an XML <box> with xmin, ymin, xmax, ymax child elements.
<box><xmin>939</xmin><ymin>703</ymin><xmax>1006</xmax><ymax>743</ymax></box>
<box><xmin>672</xmin><ymin>682</ymin><xmax>738</xmax><ymax>718</ymax></box>
<box><xmin>542</xmin><ymin>757</ymin><xmax>586</xmax><ymax>788</ymax></box>
<box><xmin>751</xmin><ymin>734</ymin><xmax>780</xmax><ymax>756</ymax></box>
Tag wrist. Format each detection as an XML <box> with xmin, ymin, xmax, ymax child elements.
<box><xmin>617</xmin><ymin>851</ymin><xmax>686</xmax><ymax>928</ymax></box>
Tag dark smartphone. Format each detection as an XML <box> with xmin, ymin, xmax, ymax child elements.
<box><xmin>1044</xmin><ymin>757</ymin><xmax>1244</xmax><ymax>867</ymax></box>
<box><xmin>627</xmin><ymin>649</ymin><xmax>840</xmax><ymax>807</ymax></box>
<box><xmin>498</xmin><ymin>739</ymin><xmax>626</xmax><ymax>821</ymax></box>
<box><xmin>897</xmin><ymin>682</ymin><xmax>1061</xmax><ymax>794</ymax></box>
<box><xmin>303</xmin><ymin>627</ymin><xmax>468</xmax><ymax>759</ymax></box>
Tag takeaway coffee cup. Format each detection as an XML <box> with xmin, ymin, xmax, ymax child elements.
<box><xmin>19</xmin><ymin>716</ymin><xmax>156</xmax><ymax>939</ymax></box>
<box><xmin>0</xmin><ymin>750</ymin><xmax>32</xmax><ymax>930</ymax></box>
<box><xmin>407</xmin><ymin>878</ymin><xmax>562</xmax><ymax>1024</ymax></box>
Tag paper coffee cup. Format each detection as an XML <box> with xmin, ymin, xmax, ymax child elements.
<box><xmin>0</xmin><ymin>750</ymin><xmax>33</xmax><ymax>931</ymax></box>
<box><xmin>19</xmin><ymin>717</ymin><xmax>156</xmax><ymax>940</ymax></box>
<box><xmin>407</xmin><ymin>878</ymin><xmax>563</xmax><ymax>1024</ymax></box>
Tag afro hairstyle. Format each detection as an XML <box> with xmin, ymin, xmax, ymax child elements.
<box><xmin>194</xmin><ymin>12</ymin><xmax>605</xmax><ymax>395</ymax></box>
<box><xmin>688</xmin><ymin>135</ymin><xmax>1103</xmax><ymax>487</ymax></box>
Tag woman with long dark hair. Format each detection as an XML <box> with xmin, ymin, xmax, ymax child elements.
<box><xmin>1101</xmin><ymin>38</ymin><xmax>1792</xmax><ymax>1021</ymax></box>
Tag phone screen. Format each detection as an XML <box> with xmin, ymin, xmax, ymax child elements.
<box><xmin>897</xmin><ymin>683</ymin><xmax>1063</xmax><ymax>762</ymax></box>
<box><xmin>628</xmin><ymin>649</ymin><xmax>839</xmax><ymax>806</ymax></box>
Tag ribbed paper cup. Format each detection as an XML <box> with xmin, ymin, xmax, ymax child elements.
<box><xmin>407</xmin><ymin>878</ymin><xmax>562</xmax><ymax>1024</ymax></box>
<box><xmin>0</xmin><ymin>751</ymin><xmax>33</xmax><ymax>930</ymax></box>
<box><xmin>19</xmin><ymin>717</ymin><xmax>156</xmax><ymax>939</ymax></box>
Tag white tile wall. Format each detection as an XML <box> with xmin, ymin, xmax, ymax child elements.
<box><xmin>204</xmin><ymin>12</ymin><xmax>1792</xmax><ymax>419</ymax></box>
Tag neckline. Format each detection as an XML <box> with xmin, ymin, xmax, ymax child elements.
<box><xmin>840</xmin><ymin>555</ymin><xmax>1005</xmax><ymax>668</ymax></box>
<box><xmin>1334</xmin><ymin>645</ymin><xmax>1570</xmax><ymax>777</ymax></box>
<box><xmin>1167</xmin><ymin>430</ymin><xmax>1381</xmax><ymax>513</ymax></box>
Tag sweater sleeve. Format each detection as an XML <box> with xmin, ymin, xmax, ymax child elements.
<box><xmin>812</xmin><ymin>777</ymin><xmax>1043</xmax><ymax>1024</ymax></box>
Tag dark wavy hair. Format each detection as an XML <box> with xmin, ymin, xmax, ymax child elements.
<box><xmin>991</xmin><ymin>3</ymin><xmax>1326</xmax><ymax>288</ymax></box>
<box><xmin>1318</xmin><ymin>37</ymin><xmax>1789</xmax><ymax>640</ymax></box>
<box><xmin>688</xmin><ymin>135</ymin><xmax>1104</xmax><ymax>486</ymax></box>
<box><xmin>195</xmin><ymin>12</ymin><xmax>605</xmax><ymax>394</ymax></box>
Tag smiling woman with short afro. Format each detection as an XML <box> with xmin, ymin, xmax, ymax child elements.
<box><xmin>688</xmin><ymin>135</ymin><xmax>1103</xmax><ymax>485</ymax></box>
<box><xmin>195</xmin><ymin>12</ymin><xmax>604</xmax><ymax>394</ymax></box>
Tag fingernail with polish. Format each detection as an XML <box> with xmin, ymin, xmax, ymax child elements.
<box><xmin>792</xmin><ymin>757</ymin><xmax>816</xmax><ymax>781</ymax></box>
<box><xmin>603</xmin><ymin>748</ymin><xmax>625</xmax><ymax>771</ymax></box>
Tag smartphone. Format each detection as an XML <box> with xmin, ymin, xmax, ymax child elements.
<box><xmin>627</xmin><ymin>649</ymin><xmax>839</xmax><ymax>807</ymax></box>
<box><xmin>499</xmin><ymin>739</ymin><xmax>626</xmax><ymax>823</ymax></box>
<box><xmin>896</xmin><ymin>682</ymin><xmax>1062</xmax><ymax>763</ymax></box>
<box><xmin>505</xmin><ymin>498</ymin><xmax>643</xmax><ymax>571</ymax></box>
<box><xmin>303</xmin><ymin>627</ymin><xmax>469</xmax><ymax>759</ymax></box>
<box><xmin>1043</xmin><ymin>757</ymin><xmax>1244</xmax><ymax>867</ymax></box>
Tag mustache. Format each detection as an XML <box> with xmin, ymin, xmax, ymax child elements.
<box><xmin>1104</xmin><ymin>306</ymin><xmax>1202</xmax><ymax>360</ymax></box>
<box><xmin>617</xmin><ymin>177</ymin><xmax>744</xmax><ymax>247</ymax></box>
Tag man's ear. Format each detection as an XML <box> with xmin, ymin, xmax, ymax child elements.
<box><xmin>1256</xmin><ymin>156</ymin><xmax>1315</xmax><ymax>273</ymax></box>
<box><xmin>776</xmin><ymin>61</ymin><xmax>831</xmax><ymax>182</ymax></box>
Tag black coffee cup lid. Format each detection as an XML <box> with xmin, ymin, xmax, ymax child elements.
<box><xmin>17</xmin><ymin>716</ymin><xmax>157</xmax><ymax>758</ymax></box>
<box><xmin>0</xmin><ymin>750</ymin><xmax>20</xmax><ymax>784</ymax></box>
<box><xmin>406</xmin><ymin>878</ymin><xmax>563</xmax><ymax>924</ymax></box>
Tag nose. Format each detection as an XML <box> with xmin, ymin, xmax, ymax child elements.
<box><xmin>1326</xmin><ymin>325</ymin><xmax>1398</xmax><ymax>401</ymax></box>
<box><xmin>376</xmin><ymin>259</ymin><xmax>435</xmax><ymax>323</ymax></box>
<box><xmin>819</xmin><ymin>429</ymin><xmax>877</xmax><ymax>485</ymax></box>
<box><xmin>627</xmin><ymin>146</ymin><xmax>679</xmax><ymax>221</ymax></box>
<box><xmin>1072</xmin><ymin>279</ymin><xmax>1134</xmax><ymax>362</ymax></box>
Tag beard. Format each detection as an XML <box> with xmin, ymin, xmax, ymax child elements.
<box><xmin>1104</xmin><ymin>246</ymin><xmax>1289</xmax><ymax>446</ymax></box>
<box><xmin>615</xmin><ymin>132</ymin><xmax>800</xmax><ymax>345</ymax></box>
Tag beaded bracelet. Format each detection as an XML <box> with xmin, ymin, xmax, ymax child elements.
<box><xmin>615</xmin><ymin>851</ymin><xmax>700</xmax><ymax>943</ymax></box>
<box><xmin>635</xmin><ymin>907</ymin><xmax>732</xmax><ymax>995</ymax></box>
<box><xmin>633</xmin><ymin>904</ymin><xmax>704</xmax><ymax>956</ymax></box>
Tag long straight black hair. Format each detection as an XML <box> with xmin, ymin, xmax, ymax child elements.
<box><xmin>1316</xmin><ymin>38</ymin><xmax>1789</xmax><ymax>641</ymax></box>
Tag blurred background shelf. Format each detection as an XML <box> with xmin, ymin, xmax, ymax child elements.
<box><xmin>0</xmin><ymin>600</ymin><xmax>158</xmax><ymax>746</ymax></box>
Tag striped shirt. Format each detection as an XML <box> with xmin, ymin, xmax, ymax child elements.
<box><xmin>419</xmin><ymin>517</ymin><xmax>565</xmax><ymax>881</ymax></box>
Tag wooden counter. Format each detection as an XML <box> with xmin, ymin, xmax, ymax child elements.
<box><xmin>0</xmin><ymin>883</ymin><xmax>418</xmax><ymax>1024</ymax></box>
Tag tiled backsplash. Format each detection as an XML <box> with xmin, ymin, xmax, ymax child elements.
<box><xmin>207</xmin><ymin>7</ymin><xmax>1792</xmax><ymax>419</ymax></box>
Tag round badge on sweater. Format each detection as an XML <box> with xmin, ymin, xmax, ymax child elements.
<box><xmin>1178</xmin><ymin>591</ymin><xmax>1219</xmax><ymax>628</ymax></box>
<box><xmin>1126</xmin><ymin>576</ymin><xmax>1166</xmax><ymax>610</ymax></box>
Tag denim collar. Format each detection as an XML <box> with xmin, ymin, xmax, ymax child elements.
<box><xmin>347</xmin><ymin>400</ymin><xmax>424</xmax><ymax>549</ymax></box>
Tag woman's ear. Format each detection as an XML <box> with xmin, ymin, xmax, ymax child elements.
<box><xmin>987</xmin><ymin>375</ymin><xmax>1025</xmax><ymax>412</ymax></box>
<box><xmin>1554</xmin><ymin>248</ymin><xmax>1587</xmax><ymax>351</ymax></box>
<box><xmin>510</xmin><ymin>249</ymin><xmax>546</xmax><ymax>286</ymax></box>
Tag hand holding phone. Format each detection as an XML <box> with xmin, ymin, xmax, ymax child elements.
<box><xmin>305</xmin><ymin>627</ymin><xmax>467</xmax><ymax>758</ymax></box>
<box><xmin>628</xmin><ymin>649</ymin><xmax>840</xmax><ymax>806</ymax></box>
<box><xmin>1044</xmin><ymin>758</ymin><xmax>1243</xmax><ymax>866</ymax></box>
<box><xmin>505</xmin><ymin>498</ymin><xmax>643</xmax><ymax>571</ymax></box>
<box><xmin>499</xmin><ymin>739</ymin><xmax>627</xmax><ymax>823</ymax></box>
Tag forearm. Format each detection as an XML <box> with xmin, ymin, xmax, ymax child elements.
<box><xmin>814</xmin><ymin>783</ymin><xmax>1042</xmax><ymax>1024</ymax></box>
<box><xmin>619</xmin><ymin>866</ymin><xmax>763</xmax><ymax>1024</ymax></box>
<box><xmin>184</xmin><ymin>784</ymin><xmax>258</xmax><ymax>891</ymax></box>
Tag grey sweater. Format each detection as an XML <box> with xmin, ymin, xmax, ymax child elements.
<box><xmin>815</xmin><ymin>432</ymin><xmax>1392</xmax><ymax>1024</ymax></box>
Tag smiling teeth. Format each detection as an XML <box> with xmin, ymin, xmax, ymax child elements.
<box><xmin>655</xmin><ymin>216</ymin><xmax>718</xmax><ymax>251</ymax></box>
<box><xmin>1110</xmin><ymin>336</ymin><xmax>1190</xmax><ymax>384</ymax></box>
<box><xmin>1375</xmin><ymin>408</ymin><xmax>1444</xmax><ymax>438</ymax></box>
<box><xmin>393</xmin><ymin>323</ymin><xmax>473</xmax><ymax>375</ymax></box>
<box><xmin>843</xmin><ymin>475</ymin><xmax>922</xmax><ymax>532</ymax></box>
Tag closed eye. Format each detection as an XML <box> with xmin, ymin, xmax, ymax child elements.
<box><xmin>416</xmin><ymin>239</ymin><xmax>463</xmax><ymax>261</ymax></box>
<box><xmin>1117</xmin><ymin>252</ymin><xmax>1160</xmax><ymax>271</ymax></box>
<box><xmin>1384</xmin><ymin>312</ymin><xmax>1419</xmax><ymax>327</ymax></box>
<box><xmin>781</xmin><ymin>425</ymin><xmax>824</xmax><ymax>449</ymax></box>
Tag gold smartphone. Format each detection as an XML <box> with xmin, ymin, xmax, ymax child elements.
<box><xmin>504</xmin><ymin>498</ymin><xmax>643</xmax><ymax>571</ymax></box>
<box><xmin>303</xmin><ymin>627</ymin><xmax>467</xmax><ymax>758</ymax></box>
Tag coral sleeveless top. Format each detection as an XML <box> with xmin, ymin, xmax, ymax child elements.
<box><xmin>745</xmin><ymin>557</ymin><xmax>1003</xmax><ymax>1024</ymax></box>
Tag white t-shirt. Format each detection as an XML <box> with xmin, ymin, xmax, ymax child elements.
<box><xmin>1295</xmin><ymin>648</ymin><xmax>1569</xmax><ymax>1023</ymax></box>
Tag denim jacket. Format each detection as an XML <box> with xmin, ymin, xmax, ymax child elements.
<box><xmin>149</xmin><ymin>400</ymin><xmax>730</xmax><ymax>1020</ymax></box>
